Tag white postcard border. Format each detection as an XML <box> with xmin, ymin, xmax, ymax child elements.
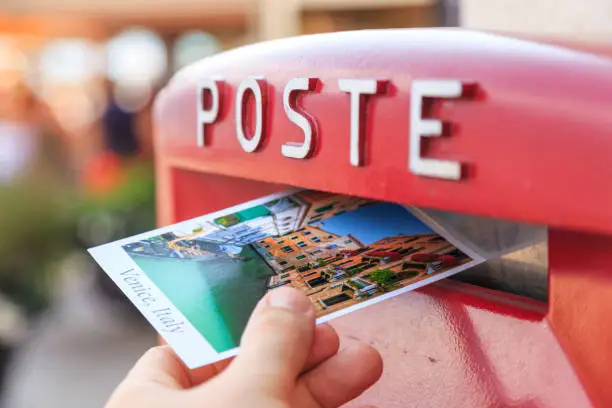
<box><xmin>89</xmin><ymin>244</ymin><xmax>217</xmax><ymax>368</ymax></box>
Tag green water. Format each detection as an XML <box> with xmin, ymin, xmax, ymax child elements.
<box><xmin>132</xmin><ymin>245</ymin><xmax>273</xmax><ymax>352</ymax></box>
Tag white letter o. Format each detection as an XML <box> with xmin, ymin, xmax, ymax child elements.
<box><xmin>235</xmin><ymin>77</ymin><xmax>266</xmax><ymax>153</ymax></box>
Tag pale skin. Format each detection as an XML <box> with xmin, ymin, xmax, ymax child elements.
<box><xmin>106</xmin><ymin>287</ymin><xmax>383</xmax><ymax>408</ymax></box>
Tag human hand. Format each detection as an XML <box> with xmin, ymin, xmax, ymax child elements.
<box><xmin>106</xmin><ymin>286</ymin><xmax>383</xmax><ymax>408</ymax></box>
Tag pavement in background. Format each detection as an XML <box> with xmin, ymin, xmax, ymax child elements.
<box><xmin>0</xmin><ymin>271</ymin><xmax>157</xmax><ymax>408</ymax></box>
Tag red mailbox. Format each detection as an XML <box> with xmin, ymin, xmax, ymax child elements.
<box><xmin>153</xmin><ymin>29</ymin><xmax>612</xmax><ymax>407</ymax></box>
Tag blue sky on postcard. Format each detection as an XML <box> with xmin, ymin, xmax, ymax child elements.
<box><xmin>315</xmin><ymin>202</ymin><xmax>433</xmax><ymax>245</ymax></box>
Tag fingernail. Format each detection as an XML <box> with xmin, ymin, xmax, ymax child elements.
<box><xmin>267</xmin><ymin>287</ymin><xmax>313</xmax><ymax>313</ymax></box>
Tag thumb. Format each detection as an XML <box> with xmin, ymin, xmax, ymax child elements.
<box><xmin>225</xmin><ymin>287</ymin><xmax>316</xmax><ymax>395</ymax></box>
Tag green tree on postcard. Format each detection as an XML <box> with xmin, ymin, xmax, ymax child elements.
<box><xmin>370</xmin><ymin>269</ymin><xmax>395</xmax><ymax>289</ymax></box>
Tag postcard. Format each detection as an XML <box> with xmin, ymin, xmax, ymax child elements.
<box><xmin>88</xmin><ymin>190</ymin><xmax>485</xmax><ymax>368</ymax></box>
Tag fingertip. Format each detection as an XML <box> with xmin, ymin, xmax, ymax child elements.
<box><xmin>302</xmin><ymin>340</ymin><xmax>383</xmax><ymax>407</ymax></box>
<box><xmin>348</xmin><ymin>342</ymin><xmax>384</xmax><ymax>385</ymax></box>
<box><xmin>135</xmin><ymin>345</ymin><xmax>176</xmax><ymax>369</ymax></box>
<box><xmin>264</xmin><ymin>286</ymin><xmax>314</xmax><ymax>315</ymax></box>
<box><xmin>187</xmin><ymin>356</ymin><xmax>234</xmax><ymax>385</ymax></box>
<box><xmin>304</xmin><ymin>323</ymin><xmax>340</xmax><ymax>372</ymax></box>
<box><xmin>126</xmin><ymin>346</ymin><xmax>191</xmax><ymax>389</ymax></box>
<box><xmin>318</xmin><ymin>323</ymin><xmax>340</xmax><ymax>351</ymax></box>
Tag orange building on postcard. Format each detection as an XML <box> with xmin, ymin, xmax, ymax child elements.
<box><xmin>247</xmin><ymin>191</ymin><xmax>472</xmax><ymax>316</ymax></box>
<box><xmin>262</xmin><ymin>232</ymin><xmax>472</xmax><ymax>316</ymax></box>
<box><xmin>255</xmin><ymin>226</ymin><xmax>363</xmax><ymax>273</ymax></box>
<box><xmin>293</xmin><ymin>191</ymin><xmax>374</xmax><ymax>227</ymax></box>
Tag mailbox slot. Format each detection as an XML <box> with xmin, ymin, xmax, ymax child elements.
<box><xmin>426</xmin><ymin>209</ymin><xmax>548</xmax><ymax>301</ymax></box>
<box><xmin>164</xmin><ymin>168</ymin><xmax>548</xmax><ymax>301</ymax></box>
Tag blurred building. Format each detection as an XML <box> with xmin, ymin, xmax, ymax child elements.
<box><xmin>259</xmin><ymin>0</ymin><xmax>440</xmax><ymax>39</ymax></box>
<box><xmin>462</xmin><ymin>0</ymin><xmax>612</xmax><ymax>41</ymax></box>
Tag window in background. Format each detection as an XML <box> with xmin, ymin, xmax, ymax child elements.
<box><xmin>39</xmin><ymin>38</ymin><xmax>101</xmax><ymax>84</ymax></box>
<box><xmin>37</xmin><ymin>38</ymin><xmax>102</xmax><ymax>131</ymax></box>
<box><xmin>106</xmin><ymin>28</ymin><xmax>167</xmax><ymax>112</ymax></box>
<box><xmin>302</xmin><ymin>5</ymin><xmax>439</xmax><ymax>34</ymax></box>
<box><xmin>0</xmin><ymin>37</ymin><xmax>27</xmax><ymax>90</ymax></box>
<box><xmin>173</xmin><ymin>31</ymin><xmax>220</xmax><ymax>71</ymax></box>
<box><xmin>439</xmin><ymin>0</ymin><xmax>460</xmax><ymax>27</ymax></box>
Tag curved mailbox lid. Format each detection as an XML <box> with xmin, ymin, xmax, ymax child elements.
<box><xmin>155</xmin><ymin>28</ymin><xmax>612</xmax><ymax>235</ymax></box>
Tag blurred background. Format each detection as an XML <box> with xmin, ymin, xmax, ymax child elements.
<box><xmin>0</xmin><ymin>0</ymin><xmax>609</xmax><ymax>407</ymax></box>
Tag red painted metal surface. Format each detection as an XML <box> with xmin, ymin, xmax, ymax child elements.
<box><xmin>549</xmin><ymin>230</ymin><xmax>612</xmax><ymax>408</ymax></box>
<box><xmin>337</xmin><ymin>281</ymin><xmax>589</xmax><ymax>408</ymax></box>
<box><xmin>155</xmin><ymin>28</ymin><xmax>612</xmax><ymax>235</ymax></box>
<box><xmin>153</xmin><ymin>29</ymin><xmax>612</xmax><ymax>407</ymax></box>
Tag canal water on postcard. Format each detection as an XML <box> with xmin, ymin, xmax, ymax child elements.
<box><xmin>131</xmin><ymin>245</ymin><xmax>273</xmax><ymax>352</ymax></box>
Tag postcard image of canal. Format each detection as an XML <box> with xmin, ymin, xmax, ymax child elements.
<box><xmin>121</xmin><ymin>191</ymin><xmax>475</xmax><ymax>354</ymax></box>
